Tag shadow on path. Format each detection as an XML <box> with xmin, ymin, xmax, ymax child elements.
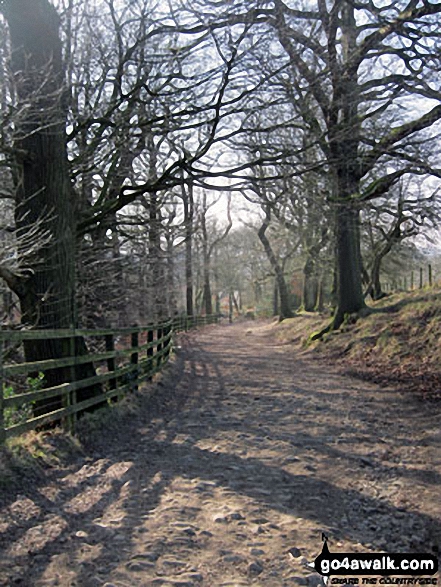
<box><xmin>0</xmin><ymin>323</ymin><xmax>439</xmax><ymax>587</ymax></box>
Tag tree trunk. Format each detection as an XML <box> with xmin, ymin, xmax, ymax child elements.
<box><xmin>258</xmin><ymin>210</ymin><xmax>292</xmax><ymax>320</ymax></box>
<box><xmin>202</xmin><ymin>274</ymin><xmax>213</xmax><ymax>316</ymax></box>
<box><xmin>6</xmin><ymin>0</ymin><xmax>75</xmax><ymax>331</ymax></box>
<box><xmin>315</xmin><ymin>278</ymin><xmax>325</xmax><ymax>312</ymax></box>
<box><xmin>2</xmin><ymin>0</ymin><xmax>103</xmax><ymax>415</ymax></box>
<box><xmin>232</xmin><ymin>291</ymin><xmax>240</xmax><ymax>315</ymax></box>
<box><xmin>365</xmin><ymin>220</ymin><xmax>402</xmax><ymax>301</ymax></box>
<box><xmin>149</xmin><ymin>192</ymin><xmax>166</xmax><ymax>319</ymax></box>
<box><xmin>334</xmin><ymin>202</ymin><xmax>365</xmax><ymax>325</ymax></box>
<box><xmin>165</xmin><ymin>230</ymin><xmax>177</xmax><ymax>316</ymax></box>
<box><xmin>183</xmin><ymin>181</ymin><xmax>194</xmax><ymax>317</ymax></box>
<box><xmin>273</xmin><ymin>278</ymin><xmax>279</xmax><ymax>317</ymax></box>
<box><xmin>303</xmin><ymin>257</ymin><xmax>319</xmax><ymax>312</ymax></box>
<box><xmin>370</xmin><ymin>258</ymin><xmax>386</xmax><ymax>301</ymax></box>
<box><xmin>329</xmin><ymin>4</ymin><xmax>366</xmax><ymax>328</ymax></box>
<box><xmin>201</xmin><ymin>202</ymin><xmax>213</xmax><ymax>316</ymax></box>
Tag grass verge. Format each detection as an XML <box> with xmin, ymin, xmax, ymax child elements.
<box><xmin>271</xmin><ymin>288</ymin><xmax>441</xmax><ymax>401</ymax></box>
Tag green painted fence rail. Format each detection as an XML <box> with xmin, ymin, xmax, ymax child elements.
<box><xmin>0</xmin><ymin>314</ymin><xmax>220</xmax><ymax>443</ymax></box>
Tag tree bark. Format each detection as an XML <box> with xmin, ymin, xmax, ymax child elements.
<box><xmin>182</xmin><ymin>181</ymin><xmax>194</xmax><ymax>317</ymax></box>
<box><xmin>201</xmin><ymin>207</ymin><xmax>213</xmax><ymax>316</ymax></box>
<box><xmin>329</xmin><ymin>5</ymin><xmax>366</xmax><ymax>328</ymax></box>
<box><xmin>5</xmin><ymin>0</ymin><xmax>75</xmax><ymax>331</ymax></box>
<box><xmin>365</xmin><ymin>216</ymin><xmax>404</xmax><ymax>301</ymax></box>
<box><xmin>258</xmin><ymin>209</ymin><xmax>292</xmax><ymax>320</ymax></box>
<box><xmin>2</xmin><ymin>0</ymin><xmax>102</xmax><ymax>415</ymax></box>
<box><xmin>148</xmin><ymin>192</ymin><xmax>166</xmax><ymax>319</ymax></box>
<box><xmin>303</xmin><ymin>257</ymin><xmax>319</xmax><ymax>312</ymax></box>
<box><xmin>273</xmin><ymin>278</ymin><xmax>279</xmax><ymax>317</ymax></box>
<box><xmin>315</xmin><ymin>278</ymin><xmax>324</xmax><ymax>312</ymax></box>
<box><xmin>369</xmin><ymin>258</ymin><xmax>387</xmax><ymax>301</ymax></box>
<box><xmin>334</xmin><ymin>202</ymin><xmax>365</xmax><ymax>325</ymax></box>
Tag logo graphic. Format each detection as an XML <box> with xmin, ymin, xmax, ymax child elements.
<box><xmin>302</xmin><ymin>533</ymin><xmax>438</xmax><ymax>584</ymax></box>
<box><xmin>307</xmin><ymin>533</ymin><xmax>331</xmax><ymax>585</ymax></box>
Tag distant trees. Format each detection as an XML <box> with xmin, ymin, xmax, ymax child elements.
<box><xmin>362</xmin><ymin>177</ymin><xmax>441</xmax><ymax>300</ymax></box>
<box><xmin>195</xmin><ymin>191</ymin><xmax>232</xmax><ymax>316</ymax></box>
<box><xmin>257</xmin><ymin>205</ymin><xmax>293</xmax><ymax>319</ymax></box>
<box><xmin>0</xmin><ymin>0</ymin><xmax>441</xmax><ymax>341</ymax></box>
<box><xmin>221</xmin><ymin>0</ymin><xmax>441</xmax><ymax>328</ymax></box>
<box><xmin>213</xmin><ymin>223</ymin><xmax>276</xmax><ymax>315</ymax></box>
<box><xmin>278</xmin><ymin>2</ymin><xmax>440</xmax><ymax>325</ymax></box>
<box><xmin>181</xmin><ymin>178</ymin><xmax>195</xmax><ymax>318</ymax></box>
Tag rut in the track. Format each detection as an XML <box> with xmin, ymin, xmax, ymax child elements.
<box><xmin>0</xmin><ymin>321</ymin><xmax>439</xmax><ymax>587</ymax></box>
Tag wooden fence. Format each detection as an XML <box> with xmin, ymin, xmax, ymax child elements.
<box><xmin>0</xmin><ymin>314</ymin><xmax>219</xmax><ymax>443</ymax></box>
<box><xmin>383</xmin><ymin>264</ymin><xmax>438</xmax><ymax>293</ymax></box>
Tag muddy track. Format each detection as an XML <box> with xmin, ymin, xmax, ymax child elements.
<box><xmin>0</xmin><ymin>321</ymin><xmax>439</xmax><ymax>587</ymax></box>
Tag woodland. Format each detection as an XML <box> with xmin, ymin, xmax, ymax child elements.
<box><xmin>0</xmin><ymin>1</ymin><xmax>441</xmax><ymax>390</ymax></box>
<box><xmin>1</xmin><ymin>5</ymin><xmax>441</xmax><ymax>584</ymax></box>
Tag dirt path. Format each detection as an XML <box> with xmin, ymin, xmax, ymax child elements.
<box><xmin>0</xmin><ymin>321</ymin><xmax>440</xmax><ymax>587</ymax></box>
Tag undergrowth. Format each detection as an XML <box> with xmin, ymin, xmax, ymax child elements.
<box><xmin>273</xmin><ymin>288</ymin><xmax>441</xmax><ymax>400</ymax></box>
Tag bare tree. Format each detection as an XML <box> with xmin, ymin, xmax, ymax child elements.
<box><xmin>195</xmin><ymin>191</ymin><xmax>232</xmax><ymax>316</ymax></box>
<box><xmin>208</xmin><ymin>1</ymin><xmax>441</xmax><ymax>330</ymax></box>
<box><xmin>362</xmin><ymin>177</ymin><xmax>441</xmax><ymax>300</ymax></box>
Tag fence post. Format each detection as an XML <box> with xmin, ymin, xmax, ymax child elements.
<box><xmin>428</xmin><ymin>264</ymin><xmax>433</xmax><ymax>287</ymax></box>
<box><xmin>165</xmin><ymin>324</ymin><xmax>172</xmax><ymax>360</ymax></box>
<box><xmin>147</xmin><ymin>327</ymin><xmax>154</xmax><ymax>381</ymax></box>
<box><xmin>411</xmin><ymin>271</ymin><xmax>414</xmax><ymax>290</ymax></box>
<box><xmin>157</xmin><ymin>326</ymin><xmax>163</xmax><ymax>369</ymax></box>
<box><xmin>66</xmin><ymin>332</ymin><xmax>77</xmax><ymax>433</ymax></box>
<box><xmin>105</xmin><ymin>333</ymin><xmax>117</xmax><ymax>401</ymax></box>
<box><xmin>0</xmin><ymin>337</ymin><xmax>5</xmax><ymax>445</ymax></box>
<box><xmin>131</xmin><ymin>331</ymin><xmax>139</xmax><ymax>392</ymax></box>
<box><xmin>420</xmin><ymin>267</ymin><xmax>423</xmax><ymax>289</ymax></box>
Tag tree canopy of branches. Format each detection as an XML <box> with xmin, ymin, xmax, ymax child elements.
<box><xmin>1</xmin><ymin>0</ymin><xmax>440</xmax><ymax>341</ymax></box>
<box><xmin>233</xmin><ymin>0</ymin><xmax>441</xmax><ymax>329</ymax></box>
